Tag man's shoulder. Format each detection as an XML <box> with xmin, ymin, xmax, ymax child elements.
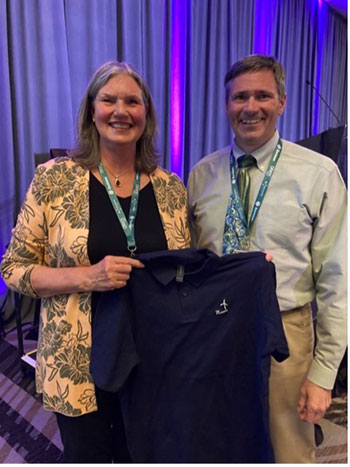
<box><xmin>191</xmin><ymin>145</ymin><xmax>231</xmax><ymax>172</ymax></box>
<box><xmin>281</xmin><ymin>139</ymin><xmax>338</xmax><ymax>173</ymax></box>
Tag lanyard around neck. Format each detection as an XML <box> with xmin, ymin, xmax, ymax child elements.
<box><xmin>98</xmin><ymin>162</ymin><xmax>141</xmax><ymax>257</ymax></box>
<box><xmin>230</xmin><ymin>138</ymin><xmax>282</xmax><ymax>229</ymax></box>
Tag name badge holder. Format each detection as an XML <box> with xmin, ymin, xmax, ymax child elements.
<box><xmin>98</xmin><ymin>162</ymin><xmax>141</xmax><ymax>257</ymax></box>
<box><xmin>229</xmin><ymin>138</ymin><xmax>283</xmax><ymax>249</ymax></box>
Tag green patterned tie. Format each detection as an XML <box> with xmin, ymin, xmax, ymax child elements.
<box><xmin>237</xmin><ymin>155</ymin><xmax>256</xmax><ymax>217</ymax></box>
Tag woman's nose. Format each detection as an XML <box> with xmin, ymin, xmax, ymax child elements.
<box><xmin>113</xmin><ymin>100</ymin><xmax>127</xmax><ymax>114</ymax></box>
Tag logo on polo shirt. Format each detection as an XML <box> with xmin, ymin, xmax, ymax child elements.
<box><xmin>215</xmin><ymin>299</ymin><xmax>229</xmax><ymax>315</ymax></box>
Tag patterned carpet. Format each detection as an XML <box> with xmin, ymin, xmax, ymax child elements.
<box><xmin>0</xmin><ymin>337</ymin><xmax>63</xmax><ymax>463</ymax></box>
<box><xmin>0</xmin><ymin>336</ymin><xmax>347</xmax><ymax>463</ymax></box>
<box><xmin>317</xmin><ymin>394</ymin><xmax>348</xmax><ymax>464</ymax></box>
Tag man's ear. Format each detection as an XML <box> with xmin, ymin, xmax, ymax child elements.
<box><xmin>278</xmin><ymin>94</ymin><xmax>287</xmax><ymax>116</ymax></box>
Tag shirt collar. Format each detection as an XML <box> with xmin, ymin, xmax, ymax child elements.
<box><xmin>138</xmin><ymin>249</ymin><xmax>221</xmax><ymax>287</ymax></box>
<box><xmin>232</xmin><ymin>130</ymin><xmax>280</xmax><ymax>173</ymax></box>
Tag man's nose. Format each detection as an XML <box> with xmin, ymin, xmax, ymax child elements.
<box><xmin>244</xmin><ymin>96</ymin><xmax>259</xmax><ymax>112</ymax></box>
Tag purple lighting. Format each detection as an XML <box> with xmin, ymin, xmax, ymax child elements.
<box><xmin>253</xmin><ymin>0</ymin><xmax>278</xmax><ymax>54</ymax></box>
<box><xmin>323</xmin><ymin>0</ymin><xmax>347</xmax><ymax>16</ymax></box>
<box><xmin>170</xmin><ymin>0</ymin><xmax>186</xmax><ymax>178</ymax></box>
<box><xmin>0</xmin><ymin>279</ymin><xmax>6</xmax><ymax>297</ymax></box>
<box><xmin>313</xmin><ymin>0</ymin><xmax>327</xmax><ymax>135</ymax></box>
<box><xmin>0</xmin><ymin>244</ymin><xmax>7</xmax><ymax>297</ymax></box>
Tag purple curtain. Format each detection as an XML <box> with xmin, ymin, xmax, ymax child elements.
<box><xmin>0</xmin><ymin>0</ymin><xmax>347</xmax><ymax>298</ymax></box>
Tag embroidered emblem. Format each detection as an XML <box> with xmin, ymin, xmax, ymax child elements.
<box><xmin>215</xmin><ymin>299</ymin><xmax>229</xmax><ymax>315</ymax></box>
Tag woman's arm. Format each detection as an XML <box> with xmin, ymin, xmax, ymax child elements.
<box><xmin>1</xmin><ymin>160</ymin><xmax>144</xmax><ymax>298</ymax></box>
<box><xmin>31</xmin><ymin>255</ymin><xmax>144</xmax><ymax>298</ymax></box>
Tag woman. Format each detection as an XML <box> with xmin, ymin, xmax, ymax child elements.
<box><xmin>1</xmin><ymin>61</ymin><xmax>190</xmax><ymax>462</ymax></box>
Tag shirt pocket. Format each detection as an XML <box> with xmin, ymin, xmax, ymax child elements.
<box><xmin>255</xmin><ymin>202</ymin><xmax>312</xmax><ymax>250</ymax></box>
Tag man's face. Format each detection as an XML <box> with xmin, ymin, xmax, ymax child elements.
<box><xmin>226</xmin><ymin>69</ymin><xmax>286</xmax><ymax>153</ymax></box>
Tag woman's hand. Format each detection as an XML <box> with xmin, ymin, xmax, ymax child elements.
<box><xmin>88</xmin><ymin>255</ymin><xmax>144</xmax><ymax>291</ymax></box>
<box><xmin>31</xmin><ymin>256</ymin><xmax>144</xmax><ymax>297</ymax></box>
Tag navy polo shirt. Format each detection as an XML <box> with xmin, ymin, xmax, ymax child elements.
<box><xmin>110</xmin><ymin>249</ymin><xmax>288</xmax><ymax>463</ymax></box>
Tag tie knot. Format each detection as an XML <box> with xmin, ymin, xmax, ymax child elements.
<box><xmin>238</xmin><ymin>154</ymin><xmax>256</xmax><ymax>169</ymax></box>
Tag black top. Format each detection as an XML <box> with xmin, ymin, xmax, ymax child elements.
<box><xmin>87</xmin><ymin>172</ymin><xmax>168</xmax><ymax>320</ymax></box>
<box><xmin>88</xmin><ymin>172</ymin><xmax>167</xmax><ymax>264</ymax></box>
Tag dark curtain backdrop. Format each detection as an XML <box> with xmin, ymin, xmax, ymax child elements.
<box><xmin>0</xmin><ymin>0</ymin><xmax>347</xmax><ymax>296</ymax></box>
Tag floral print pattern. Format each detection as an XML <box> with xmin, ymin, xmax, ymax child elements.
<box><xmin>43</xmin><ymin>383</ymin><xmax>82</xmax><ymax>416</ymax></box>
<box><xmin>32</xmin><ymin>162</ymin><xmax>76</xmax><ymax>206</ymax></box>
<box><xmin>39</xmin><ymin>320</ymin><xmax>72</xmax><ymax>360</ymax></box>
<box><xmin>0</xmin><ymin>157</ymin><xmax>190</xmax><ymax>415</ymax></box>
<box><xmin>152</xmin><ymin>173</ymin><xmax>187</xmax><ymax>218</ymax></box>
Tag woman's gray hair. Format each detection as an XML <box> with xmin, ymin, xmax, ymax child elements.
<box><xmin>224</xmin><ymin>54</ymin><xmax>286</xmax><ymax>103</ymax></box>
<box><xmin>70</xmin><ymin>61</ymin><xmax>159</xmax><ymax>173</ymax></box>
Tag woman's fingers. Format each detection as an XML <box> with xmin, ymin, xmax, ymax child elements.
<box><xmin>91</xmin><ymin>256</ymin><xmax>144</xmax><ymax>291</ymax></box>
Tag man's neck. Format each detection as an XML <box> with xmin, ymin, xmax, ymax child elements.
<box><xmin>234</xmin><ymin>131</ymin><xmax>277</xmax><ymax>154</ymax></box>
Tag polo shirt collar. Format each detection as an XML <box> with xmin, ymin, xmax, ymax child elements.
<box><xmin>137</xmin><ymin>249</ymin><xmax>221</xmax><ymax>287</ymax></box>
<box><xmin>232</xmin><ymin>130</ymin><xmax>280</xmax><ymax>173</ymax></box>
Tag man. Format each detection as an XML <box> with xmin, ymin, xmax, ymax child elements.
<box><xmin>187</xmin><ymin>55</ymin><xmax>347</xmax><ymax>463</ymax></box>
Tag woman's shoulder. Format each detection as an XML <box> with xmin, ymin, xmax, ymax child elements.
<box><xmin>35</xmin><ymin>156</ymin><xmax>89</xmax><ymax>178</ymax></box>
<box><xmin>151</xmin><ymin>166</ymin><xmax>185</xmax><ymax>187</ymax></box>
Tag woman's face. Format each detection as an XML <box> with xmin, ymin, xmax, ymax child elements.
<box><xmin>93</xmin><ymin>74</ymin><xmax>147</xmax><ymax>152</ymax></box>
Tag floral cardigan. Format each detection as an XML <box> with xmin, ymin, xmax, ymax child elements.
<box><xmin>1</xmin><ymin>157</ymin><xmax>190</xmax><ymax>416</ymax></box>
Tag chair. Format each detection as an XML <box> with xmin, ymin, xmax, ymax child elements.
<box><xmin>34</xmin><ymin>152</ymin><xmax>50</xmax><ymax>167</ymax></box>
<box><xmin>50</xmin><ymin>148</ymin><xmax>68</xmax><ymax>158</ymax></box>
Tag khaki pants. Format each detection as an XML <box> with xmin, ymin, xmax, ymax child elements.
<box><xmin>269</xmin><ymin>304</ymin><xmax>316</xmax><ymax>463</ymax></box>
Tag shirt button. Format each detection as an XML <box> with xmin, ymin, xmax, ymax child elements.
<box><xmin>182</xmin><ymin>289</ymin><xmax>189</xmax><ymax>297</ymax></box>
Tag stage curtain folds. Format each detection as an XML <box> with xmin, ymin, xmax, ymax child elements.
<box><xmin>0</xmin><ymin>0</ymin><xmax>347</xmax><ymax>295</ymax></box>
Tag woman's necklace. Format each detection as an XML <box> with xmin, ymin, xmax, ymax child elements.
<box><xmin>103</xmin><ymin>163</ymin><xmax>133</xmax><ymax>187</ymax></box>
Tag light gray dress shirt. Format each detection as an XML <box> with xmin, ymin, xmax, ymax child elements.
<box><xmin>187</xmin><ymin>131</ymin><xmax>347</xmax><ymax>389</ymax></box>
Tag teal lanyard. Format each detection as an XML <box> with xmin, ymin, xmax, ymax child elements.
<box><xmin>98</xmin><ymin>162</ymin><xmax>141</xmax><ymax>257</ymax></box>
<box><xmin>230</xmin><ymin>138</ymin><xmax>282</xmax><ymax>229</ymax></box>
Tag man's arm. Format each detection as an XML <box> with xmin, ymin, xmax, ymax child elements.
<box><xmin>299</xmin><ymin>164</ymin><xmax>347</xmax><ymax>422</ymax></box>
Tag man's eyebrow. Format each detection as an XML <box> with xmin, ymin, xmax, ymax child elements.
<box><xmin>232</xmin><ymin>90</ymin><xmax>248</xmax><ymax>96</ymax></box>
<box><xmin>233</xmin><ymin>89</ymin><xmax>274</xmax><ymax>95</ymax></box>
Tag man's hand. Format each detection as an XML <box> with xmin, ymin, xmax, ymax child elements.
<box><xmin>297</xmin><ymin>379</ymin><xmax>332</xmax><ymax>423</ymax></box>
<box><xmin>264</xmin><ymin>251</ymin><xmax>273</xmax><ymax>261</ymax></box>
